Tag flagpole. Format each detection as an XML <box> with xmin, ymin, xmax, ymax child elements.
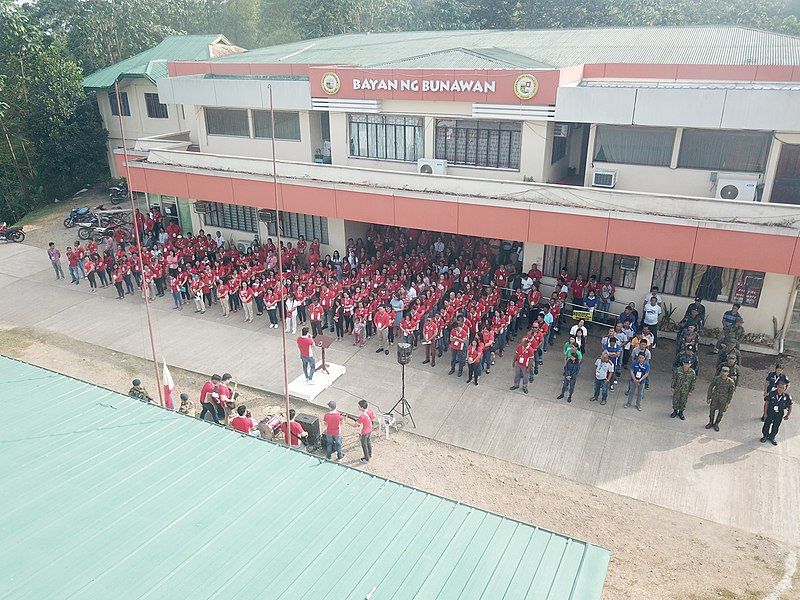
<box><xmin>268</xmin><ymin>84</ymin><xmax>292</xmax><ymax>445</ymax></box>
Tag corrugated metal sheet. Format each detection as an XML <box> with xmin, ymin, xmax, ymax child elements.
<box><xmin>83</xmin><ymin>34</ymin><xmax>227</xmax><ymax>89</ymax></box>
<box><xmin>215</xmin><ymin>26</ymin><xmax>800</xmax><ymax>68</ymax></box>
<box><xmin>0</xmin><ymin>356</ymin><xmax>610</xmax><ymax>599</ymax></box>
<box><xmin>374</xmin><ymin>47</ymin><xmax>552</xmax><ymax>69</ymax></box>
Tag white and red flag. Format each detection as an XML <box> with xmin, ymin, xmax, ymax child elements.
<box><xmin>162</xmin><ymin>357</ymin><xmax>175</xmax><ymax>410</ymax></box>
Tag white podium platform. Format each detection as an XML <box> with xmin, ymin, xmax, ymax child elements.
<box><xmin>287</xmin><ymin>363</ymin><xmax>346</xmax><ymax>402</ymax></box>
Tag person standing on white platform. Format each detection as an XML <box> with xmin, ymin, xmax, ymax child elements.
<box><xmin>296</xmin><ymin>327</ymin><xmax>316</xmax><ymax>383</ymax></box>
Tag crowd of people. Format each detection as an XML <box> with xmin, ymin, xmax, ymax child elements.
<box><xmin>52</xmin><ymin>206</ymin><xmax>791</xmax><ymax>446</ymax></box>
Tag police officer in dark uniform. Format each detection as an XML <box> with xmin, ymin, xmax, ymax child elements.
<box><xmin>761</xmin><ymin>381</ymin><xmax>792</xmax><ymax>445</ymax></box>
<box><xmin>762</xmin><ymin>363</ymin><xmax>790</xmax><ymax>422</ymax></box>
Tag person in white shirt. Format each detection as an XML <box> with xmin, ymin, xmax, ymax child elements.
<box><xmin>215</xmin><ymin>231</ymin><xmax>225</xmax><ymax>249</ymax></box>
<box><xmin>433</xmin><ymin>237</ymin><xmax>445</xmax><ymax>255</ymax></box>
<box><xmin>644</xmin><ymin>286</ymin><xmax>663</xmax><ymax>308</ymax></box>
<box><xmin>642</xmin><ymin>296</ymin><xmax>662</xmax><ymax>347</ymax></box>
<box><xmin>520</xmin><ymin>273</ymin><xmax>534</xmax><ymax>293</ymax></box>
<box><xmin>406</xmin><ymin>285</ymin><xmax>417</xmax><ymax>302</ymax></box>
<box><xmin>284</xmin><ymin>293</ymin><xmax>300</xmax><ymax>335</ymax></box>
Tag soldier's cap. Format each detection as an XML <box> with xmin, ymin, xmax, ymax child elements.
<box><xmin>694</xmin><ymin>295</ymin><xmax>702</xmax><ymax>301</ymax></box>
<box><xmin>727</xmin><ymin>354</ymin><xmax>736</xmax><ymax>361</ymax></box>
<box><xmin>681</xmin><ymin>357</ymin><xmax>691</xmax><ymax>364</ymax></box>
<box><xmin>132</xmin><ymin>379</ymin><xmax>141</xmax><ymax>386</ymax></box>
<box><xmin>721</xmin><ymin>366</ymin><xmax>730</xmax><ymax>372</ymax></box>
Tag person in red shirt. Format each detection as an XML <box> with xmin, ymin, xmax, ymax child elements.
<box><xmin>349</xmin><ymin>399</ymin><xmax>375</xmax><ymax>462</ymax></box>
<box><xmin>240</xmin><ymin>282</ymin><xmax>254</xmax><ymax>323</ymax></box>
<box><xmin>198</xmin><ymin>374</ymin><xmax>222</xmax><ymax>423</ymax></box>
<box><xmin>373</xmin><ymin>305</ymin><xmax>391</xmax><ymax>355</ymax></box>
<box><xmin>308</xmin><ymin>296</ymin><xmax>324</xmax><ymax>337</ymax></box>
<box><xmin>279</xmin><ymin>409</ymin><xmax>308</xmax><ymax>447</ymax></box>
<box><xmin>571</xmin><ymin>275</ymin><xmax>586</xmax><ymax>308</ymax></box>
<box><xmin>448</xmin><ymin>315</ymin><xmax>469</xmax><ymax>377</ymax></box>
<box><xmin>466</xmin><ymin>338</ymin><xmax>484</xmax><ymax>386</ymax></box>
<box><xmin>480</xmin><ymin>325</ymin><xmax>495</xmax><ymax>375</ymax></box>
<box><xmin>510</xmin><ymin>334</ymin><xmax>534</xmax><ymax>394</ymax></box>
<box><xmin>296</xmin><ymin>327</ymin><xmax>316</xmax><ymax>383</ymax></box>
<box><xmin>528</xmin><ymin>263</ymin><xmax>543</xmax><ymax>285</ymax></box>
<box><xmin>422</xmin><ymin>317</ymin><xmax>439</xmax><ymax>366</ymax></box>
<box><xmin>66</xmin><ymin>246</ymin><xmax>81</xmax><ymax>284</ymax></box>
<box><xmin>230</xmin><ymin>405</ymin><xmax>256</xmax><ymax>435</ymax></box>
<box><xmin>323</xmin><ymin>400</ymin><xmax>345</xmax><ymax>460</ymax></box>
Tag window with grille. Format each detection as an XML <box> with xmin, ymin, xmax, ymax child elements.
<box><xmin>266</xmin><ymin>212</ymin><xmax>329</xmax><ymax>244</ymax></box>
<box><xmin>144</xmin><ymin>93</ymin><xmax>168</xmax><ymax>119</ymax></box>
<box><xmin>678</xmin><ymin>130</ymin><xmax>771</xmax><ymax>172</ymax></box>
<box><xmin>203</xmin><ymin>202</ymin><xmax>258</xmax><ymax>233</ymax></box>
<box><xmin>348</xmin><ymin>114</ymin><xmax>424</xmax><ymax>162</ymax></box>
<box><xmin>252</xmin><ymin>110</ymin><xmax>301</xmax><ymax>141</ymax></box>
<box><xmin>435</xmin><ymin>119</ymin><xmax>522</xmax><ymax>169</ymax></box>
<box><xmin>108</xmin><ymin>90</ymin><xmax>130</xmax><ymax>116</ymax></box>
<box><xmin>543</xmin><ymin>246</ymin><xmax>637</xmax><ymax>289</ymax></box>
<box><xmin>205</xmin><ymin>108</ymin><xmax>250</xmax><ymax>137</ymax></box>
<box><xmin>593</xmin><ymin>125</ymin><xmax>675</xmax><ymax>166</ymax></box>
<box><xmin>651</xmin><ymin>260</ymin><xmax>764</xmax><ymax>307</ymax></box>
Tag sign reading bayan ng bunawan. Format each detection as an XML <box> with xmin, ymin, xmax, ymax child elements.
<box><xmin>310</xmin><ymin>67</ymin><xmax>557</xmax><ymax>105</ymax></box>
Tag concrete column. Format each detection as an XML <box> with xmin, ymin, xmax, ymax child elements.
<box><xmin>424</xmin><ymin>116</ymin><xmax>435</xmax><ymax>159</ymax></box>
<box><xmin>583</xmin><ymin>124</ymin><xmax>597</xmax><ymax>187</ymax></box>
<box><xmin>632</xmin><ymin>257</ymin><xmax>655</xmax><ymax>309</ymax></box>
<box><xmin>522</xmin><ymin>242</ymin><xmax>545</xmax><ymax>273</ymax></box>
<box><xmin>323</xmin><ymin>218</ymin><xmax>347</xmax><ymax>257</ymax></box>
<box><xmin>762</xmin><ymin>136</ymin><xmax>782</xmax><ymax>202</ymax></box>
<box><xmin>329</xmin><ymin>112</ymin><xmax>348</xmax><ymax>165</ymax></box>
<box><xmin>344</xmin><ymin>220</ymin><xmax>369</xmax><ymax>244</ymax></box>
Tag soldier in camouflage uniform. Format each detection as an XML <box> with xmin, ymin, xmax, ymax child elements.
<box><xmin>717</xmin><ymin>353</ymin><xmax>740</xmax><ymax>388</ymax></box>
<box><xmin>716</xmin><ymin>342</ymin><xmax>741</xmax><ymax>373</ymax></box>
<box><xmin>706</xmin><ymin>366</ymin><xmax>736</xmax><ymax>431</ymax></box>
<box><xmin>129</xmin><ymin>378</ymin><xmax>153</xmax><ymax>402</ymax></box>
<box><xmin>670</xmin><ymin>358</ymin><xmax>696</xmax><ymax>420</ymax></box>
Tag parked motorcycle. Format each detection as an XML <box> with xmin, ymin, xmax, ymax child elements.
<box><xmin>0</xmin><ymin>225</ymin><xmax>25</xmax><ymax>243</ymax></box>
<box><xmin>78</xmin><ymin>222</ymin><xmax>132</xmax><ymax>243</ymax></box>
<box><xmin>109</xmin><ymin>181</ymin><xmax>129</xmax><ymax>205</ymax></box>
<box><xmin>64</xmin><ymin>204</ymin><xmax>108</xmax><ymax>228</ymax></box>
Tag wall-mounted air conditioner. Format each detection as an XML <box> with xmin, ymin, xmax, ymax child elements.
<box><xmin>592</xmin><ymin>170</ymin><xmax>617</xmax><ymax>189</ymax></box>
<box><xmin>553</xmin><ymin>123</ymin><xmax>570</xmax><ymax>138</ymax></box>
<box><xmin>417</xmin><ymin>158</ymin><xmax>447</xmax><ymax>175</ymax></box>
<box><xmin>715</xmin><ymin>174</ymin><xmax>760</xmax><ymax>202</ymax></box>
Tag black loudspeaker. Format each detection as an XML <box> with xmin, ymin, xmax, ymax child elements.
<box><xmin>294</xmin><ymin>413</ymin><xmax>320</xmax><ymax>449</ymax></box>
<box><xmin>397</xmin><ymin>342</ymin><xmax>412</xmax><ymax>365</ymax></box>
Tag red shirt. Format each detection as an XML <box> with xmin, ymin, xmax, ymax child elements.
<box><xmin>450</xmin><ymin>325</ymin><xmax>469</xmax><ymax>351</ymax></box>
<box><xmin>374</xmin><ymin>311</ymin><xmax>391</xmax><ymax>329</ymax></box>
<box><xmin>357</xmin><ymin>410</ymin><xmax>374</xmax><ymax>435</ymax></box>
<box><xmin>571</xmin><ymin>281</ymin><xmax>586</xmax><ymax>299</ymax></box>
<box><xmin>324</xmin><ymin>411</ymin><xmax>343</xmax><ymax>436</ymax></box>
<box><xmin>280</xmin><ymin>420</ymin><xmax>305</xmax><ymax>446</ymax></box>
<box><xmin>514</xmin><ymin>343</ymin><xmax>535</xmax><ymax>369</ymax></box>
<box><xmin>296</xmin><ymin>335</ymin><xmax>314</xmax><ymax>358</ymax></box>
<box><xmin>231</xmin><ymin>416</ymin><xmax>254</xmax><ymax>434</ymax></box>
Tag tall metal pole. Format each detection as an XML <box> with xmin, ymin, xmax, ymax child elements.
<box><xmin>268</xmin><ymin>85</ymin><xmax>292</xmax><ymax>444</ymax></box>
<box><xmin>114</xmin><ymin>80</ymin><xmax>163</xmax><ymax>406</ymax></box>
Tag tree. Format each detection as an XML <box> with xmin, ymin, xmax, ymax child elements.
<box><xmin>293</xmin><ymin>0</ymin><xmax>361</xmax><ymax>38</ymax></box>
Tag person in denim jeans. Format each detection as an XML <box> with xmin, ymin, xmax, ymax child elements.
<box><xmin>625</xmin><ymin>353</ymin><xmax>650</xmax><ymax>410</ymax></box>
<box><xmin>323</xmin><ymin>400</ymin><xmax>345</xmax><ymax>461</ymax></box>
<box><xmin>591</xmin><ymin>352</ymin><xmax>614</xmax><ymax>404</ymax></box>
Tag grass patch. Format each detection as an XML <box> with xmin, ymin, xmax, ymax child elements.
<box><xmin>13</xmin><ymin>201</ymin><xmax>77</xmax><ymax>227</ymax></box>
<box><xmin>0</xmin><ymin>328</ymin><xmax>34</xmax><ymax>355</ymax></box>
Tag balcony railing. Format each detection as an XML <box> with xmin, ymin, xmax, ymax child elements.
<box><xmin>122</xmin><ymin>144</ymin><xmax>800</xmax><ymax>234</ymax></box>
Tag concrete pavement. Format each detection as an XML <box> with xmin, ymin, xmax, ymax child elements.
<box><xmin>1</xmin><ymin>242</ymin><xmax>798</xmax><ymax>545</ymax></box>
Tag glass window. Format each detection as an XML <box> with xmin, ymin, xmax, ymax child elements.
<box><xmin>651</xmin><ymin>260</ymin><xmax>764</xmax><ymax>307</ymax></box>
<box><xmin>678</xmin><ymin>130</ymin><xmax>771</xmax><ymax>172</ymax></box>
<box><xmin>144</xmin><ymin>93</ymin><xmax>168</xmax><ymax>119</ymax></box>
<box><xmin>252</xmin><ymin>110</ymin><xmax>301</xmax><ymax>141</ymax></box>
<box><xmin>266</xmin><ymin>212</ymin><xmax>329</xmax><ymax>244</ymax></box>
<box><xmin>543</xmin><ymin>246</ymin><xmax>637</xmax><ymax>289</ymax></box>
<box><xmin>593</xmin><ymin>125</ymin><xmax>674</xmax><ymax>166</ymax></box>
<box><xmin>108</xmin><ymin>90</ymin><xmax>130</xmax><ymax>117</ymax></box>
<box><xmin>348</xmin><ymin>114</ymin><xmax>423</xmax><ymax>162</ymax></box>
<box><xmin>435</xmin><ymin>119</ymin><xmax>522</xmax><ymax>169</ymax></box>
<box><xmin>203</xmin><ymin>202</ymin><xmax>258</xmax><ymax>233</ymax></box>
<box><xmin>551</xmin><ymin>135</ymin><xmax>567</xmax><ymax>165</ymax></box>
<box><xmin>205</xmin><ymin>108</ymin><xmax>250</xmax><ymax>137</ymax></box>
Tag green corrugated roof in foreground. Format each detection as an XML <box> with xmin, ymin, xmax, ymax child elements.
<box><xmin>82</xmin><ymin>34</ymin><xmax>231</xmax><ymax>89</ymax></box>
<box><xmin>0</xmin><ymin>356</ymin><xmax>610</xmax><ymax>599</ymax></box>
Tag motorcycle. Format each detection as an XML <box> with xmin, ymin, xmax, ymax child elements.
<box><xmin>64</xmin><ymin>204</ymin><xmax>107</xmax><ymax>228</ymax></box>
<box><xmin>109</xmin><ymin>181</ymin><xmax>129</xmax><ymax>205</ymax></box>
<box><xmin>0</xmin><ymin>225</ymin><xmax>25</xmax><ymax>243</ymax></box>
<box><xmin>78</xmin><ymin>222</ymin><xmax>132</xmax><ymax>243</ymax></box>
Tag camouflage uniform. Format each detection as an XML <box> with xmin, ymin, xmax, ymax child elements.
<box><xmin>129</xmin><ymin>386</ymin><xmax>152</xmax><ymax>402</ymax></box>
<box><xmin>716</xmin><ymin>345</ymin><xmax>741</xmax><ymax>372</ymax></box>
<box><xmin>671</xmin><ymin>368</ymin><xmax>697</xmax><ymax>411</ymax></box>
<box><xmin>706</xmin><ymin>373</ymin><xmax>735</xmax><ymax>427</ymax></box>
<box><xmin>717</xmin><ymin>362</ymin><xmax>740</xmax><ymax>389</ymax></box>
<box><xmin>722</xmin><ymin>324</ymin><xmax>745</xmax><ymax>348</ymax></box>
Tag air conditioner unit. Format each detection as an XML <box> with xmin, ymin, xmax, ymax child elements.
<box><xmin>553</xmin><ymin>123</ymin><xmax>570</xmax><ymax>138</ymax></box>
<box><xmin>592</xmin><ymin>170</ymin><xmax>617</xmax><ymax>189</ymax></box>
<box><xmin>715</xmin><ymin>175</ymin><xmax>760</xmax><ymax>202</ymax></box>
<box><xmin>258</xmin><ymin>209</ymin><xmax>277</xmax><ymax>223</ymax></box>
<box><xmin>619</xmin><ymin>256</ymin><xmax>639</xmax><ymax>271</ymax></box>
<box><xmin>418</xmin><ymin>158</ymin><xmax>447</xmax><ymax>175</ymax></box>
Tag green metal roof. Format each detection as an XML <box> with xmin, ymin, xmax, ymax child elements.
<box><xmin>0</xmin><ymin>356</ymin><xmax>610</xmax><ymax>599</ymax></box>
<box><xmin>82</xmin><ymin>34</ymin><xmax>233</xmax><ymax>89</ymax></box>
<box><xmin>213</xmin><ymin>26</ymin><xmax>800</xmax><ymax>68</ymax></box>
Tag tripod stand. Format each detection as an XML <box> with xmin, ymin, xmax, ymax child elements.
<box><xmin>389</xmin><ymin>361</ymin><xmax>416</xmax><ymax>428</ymax></box>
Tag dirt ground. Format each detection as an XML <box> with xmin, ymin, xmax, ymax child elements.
<box><xmin>1</xmin><ymin>325</ymin><xmax>795</xmax><ymax>600</ymax></box>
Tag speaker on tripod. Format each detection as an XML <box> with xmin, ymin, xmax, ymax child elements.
<box><xmin>390</xmin><ymin>343</ymin><xmax>415</xmax><ymax>427</ymax></box>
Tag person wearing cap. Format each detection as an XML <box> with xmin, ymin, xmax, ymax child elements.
<box><xmin>673</xmin><ymin>344</ymin><xmax>699</xmax><ymax>375</ymax></box>
<box><xmin>198</xmin><ymin>374</ymin><xmax>222</xmax><ymax>423</ymax></box>
<box><xmin>683</xmin><ymin>296</ymin><xmax>706</xmax><ymax>327</ymax></box>
<box><xmin>717</xmin><ymin>354</ymin><xmax>740</xmax><ymax>388</ymax></box>
<box><xmin>763</xmin><ymin>364</ymin><xmax>790</xmax><ymax>422</ymax></box>
<box><xmin>716</xmin><ymin>341</ymin><xmax>741</xmax><ymax>374</ymax></box>
<box><xmin>128</xmin><ymin>379</ymin><xmax>153</xmax><ymax>402</ymax></box>
<box><xmin>706</xmin><ymin>366</ymin><xmax>736</xmax><ymax>431</ymax></box>
<box><xmin>323</xmin><ymin>400</ymin><xmax>345</xmax><ymax>461</ymax></box>
<box><xmin>670</xmin><ymin>358</ymin><xmax>696</xmax><ymax>419</ymax></box>
<box><xmin>761</xmin><ymin>381</ymin><xmax>792</xmax><ymax>446</ymax></box>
